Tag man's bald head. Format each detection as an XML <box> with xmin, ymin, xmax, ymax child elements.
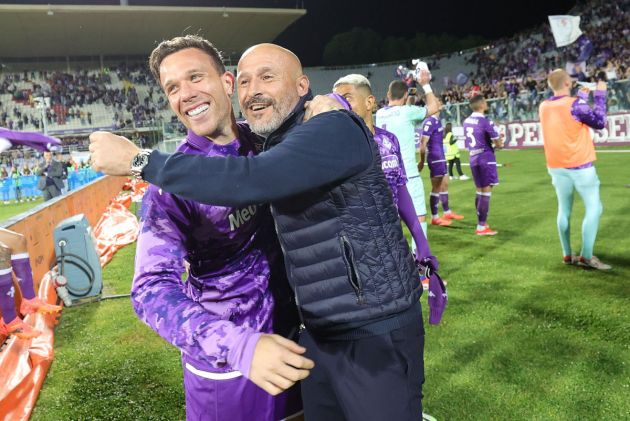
<box><xmin>236</xmin><ymin>43</ymin><xmax>309</xmax><ymax>137</ymax></box>
<box><xmin>548</xmin><ymin>69</ymin><xmax>572</xmax><ymax>93</ymax></box>
<box><xmin>239</xmin><ymin>43</ymin><xmax>304</xmax><ymax>79</ymax></box>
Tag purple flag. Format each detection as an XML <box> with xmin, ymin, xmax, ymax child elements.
<box><xmin>0</xmin><ymin>127</ymin><xmax>61</xmax><ymax>152</ymax></box>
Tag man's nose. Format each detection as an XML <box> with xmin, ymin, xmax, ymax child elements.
<box><xmin>180</xmin><ymin>81</ymin><xmax>197</xmax><ymax>102</ymax></box>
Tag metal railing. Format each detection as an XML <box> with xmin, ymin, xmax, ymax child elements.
<box><xmin>439</xmin><ymin>79</ymin><xmax>629</xmax><ymax>126</ymax></box>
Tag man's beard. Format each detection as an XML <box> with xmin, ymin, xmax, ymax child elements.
<box><xmin>244</xmin><ymin>94</ymin><xmax>294</xmax><ymax>137</ymax></box>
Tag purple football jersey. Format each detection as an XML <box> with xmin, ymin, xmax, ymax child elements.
<box><xmin>462</xmin><ymin>112</ymin><xmax>500</xmax><ymax>164</ymax></box>
<box><xmin>374</xmin><ymin>126</ymin><xmax>408</xmax><ymax>206</ymax></box>
<box><xmin>421</xmin><ymin>116</ymin><xmax>446</xmax><ymax>162</ymax></box>
<box><xmin>133</xmin><ymin>124</ymin><xmax>275</xmax><ymax>378</ymax></box>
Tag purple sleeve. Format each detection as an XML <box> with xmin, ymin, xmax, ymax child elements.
<box><xmin>326</xmin><ymin>93</ymin><xmax>351</xmax><ymax>110</ymax></box>
<box><xmin>571</xmin><ymin>91</ymin><xmax>607</xmax><ymax>129</ymax></box>
<box><xmin>396</xmin><ymin>184</ymin><xmax>438</xmax><ymax>271</ymax></box>
<box><xmin>132</xmin><ymin>187</ymin><xmax>262</xmax><ymax>377</ymax></box>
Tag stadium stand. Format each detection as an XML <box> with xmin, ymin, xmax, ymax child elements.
<box><xmin>0</xmin><ymin>0</ymin><xmax>626</xmax><ymax>157</ymax></box>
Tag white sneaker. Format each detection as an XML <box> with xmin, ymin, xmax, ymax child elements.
<box><xmin>422</xmin><ymin>413</ymin><xmax>437</xmax><ymax>421</ymax></box>
<box><xmin>578</xmin><ymin>255</ymin><xmax>612</xmax><ymax>270</ymax></box>
<box><xmin>449</xmin><ymin>176</ymin><xmax>456</xmax><ymax>180</ymax></box>
<box><xmin>459</xmin><ymin>175</ymin><xmax>470</xmax><ymax>180</ymax></box>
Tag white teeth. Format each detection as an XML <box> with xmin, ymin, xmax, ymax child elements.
<box><xmin>187</xmin><ymin>104</ymin><xmax>209</xmax><ymax>117</ymax></box>
<box><xmin>251</xmin><ymin>105</ymin><xmax>267</xmax><ymax>111</ymax></box>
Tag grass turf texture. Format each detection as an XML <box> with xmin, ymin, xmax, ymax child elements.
<box><xmin>0</xmin><ymin>197</ymin><xmax>44</xmax><ymax>222</ymax></box>
<box><xmin>31</xmin><ymin>148</ymin><xmax>629</xmax><ymax>420</ymax></box>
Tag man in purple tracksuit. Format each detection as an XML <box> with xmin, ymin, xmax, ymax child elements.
<box><xmin>331</xmin><ymin>75</ymin><xmax>439</xmax><ymax>285</ymax></box>
<box><xmin>462</xmin><ymin>95</ymin><xmax>505</xmax><ymax>236</ymax></box>
<box><xmin>419</xmin><ymin>104</ymin><xmax>465</xmax><ymax>226</ymax></box>
<box><xmin>129</xmin><ymin>37</ymin><xmax>307</xmax><ymax>420</ymax></box>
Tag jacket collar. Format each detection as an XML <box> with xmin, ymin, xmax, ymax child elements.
<box><xmin>263</xmin><ymin>90</ymin><xmax>314</xmax><ymax>150</ymax></box>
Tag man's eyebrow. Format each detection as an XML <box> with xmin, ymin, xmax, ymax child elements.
<box><xmin>163</xmin><ymin>69</ymin><xmax>206</xmax><ymax>87</ymax></box>
<box><xmin>257</xmin><ymin>66</ymin><xmax>275</xmax><ymax>75</ymax></box>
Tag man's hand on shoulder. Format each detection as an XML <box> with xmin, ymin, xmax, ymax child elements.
<box><xmin>304</xmin><ymin>95</ymin><xmax>345</xmax><ymax>122</ymax></box>
<box><xmin>89</xmin><ymin>131</ymin><xmax>140</xmax><ymax>176</ymax></box>
<box><xmin>249</xmin><ymin>333</ymin><xmax>314</xmax><ymax>396</ymax></box>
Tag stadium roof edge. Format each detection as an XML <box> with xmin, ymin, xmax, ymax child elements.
<box><xmin>0</xmin><ymin>4</ymin><xmax>304</xmax><ymax>15</ymax></box>
<box><xmin>0</xmin><ymin>4</ymin><xmax>305</xmax><ymax>59</ymax></box>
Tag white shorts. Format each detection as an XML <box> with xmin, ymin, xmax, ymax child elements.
<box><xmin>406</xmin><ymin>176</ymin><xmax>426</xmax><ymax>216</ymax></box>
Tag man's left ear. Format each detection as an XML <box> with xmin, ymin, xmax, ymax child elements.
<box><xmin>223</xmin><ymin>71</ymin><xmax>236</xmax><ymax>96</ymax></box>
<box><xmin>297</xmin><ymin>75</ymin><xmax>310</xmax><ymax>96</ymax></box>
<box><xmin>366</xmin><ymin>95</ymin><xmax>376</xmax><ymax>110</ymax></box>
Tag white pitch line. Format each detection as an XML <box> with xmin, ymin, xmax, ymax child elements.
<box><xmin>595</xmin><ymin>150</ymin><xmax>630</xmax><ymax>153</ymax></box>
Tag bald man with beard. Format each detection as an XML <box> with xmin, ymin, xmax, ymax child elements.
<box><xmin>91</xmin><ymin>41</ymin><xmax>428</xmax><ymax>420</ymax></box>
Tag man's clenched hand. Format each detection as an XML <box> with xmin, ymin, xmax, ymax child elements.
<box><xmin>304</xmin><ymin>95</ymin><xmax>345</xmax><ymax>122</ymax></box>
<box><xmin>89</xmin><ymin>131</ymin><xmax>140</xmax><ymax>176</ymax></box>
<box><xmin>249</xmin><ymin>334</ymin><xmax>314</xmax><ymax>396</ymax></box>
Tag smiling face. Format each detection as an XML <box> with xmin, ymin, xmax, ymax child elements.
<box><xmin>236</xmin><ymin>44</ymin><xmax>309</xmax><ymax>137</ymax></box>
<box><xmin>159</xmin><ymin>48</ymin><xmax>235</xmax><ymax>143</ymax></box>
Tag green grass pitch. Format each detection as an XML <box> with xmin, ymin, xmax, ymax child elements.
<box><xmin>30</xmin><ymin>148</ymin><xmax>630</xmax><ymax>420</ymax></box>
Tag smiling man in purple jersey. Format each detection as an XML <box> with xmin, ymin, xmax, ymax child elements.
<box><xmin>462</xmin><ymin>95</ymin><xmax>505</xmax><ymax>236</ymax></box>
<box><xmin>128</xmin><ymin>36</ymin><xmax>309</xmax><ymax>421</ymax></box>
<box><xmin>332</xmin><ymin>74</ymin><xmax>438</xmax><ymax>284</ymax></box>
<box><xmin>419</xmin><ymin>101</ymin><xmax>465</xmax><ymax>227</ymax></box>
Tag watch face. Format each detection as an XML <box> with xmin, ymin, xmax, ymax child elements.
<box><xmin>133</xmin><ymin>153</ymin><xmax>148</xmax><ymax>168</ymax></box>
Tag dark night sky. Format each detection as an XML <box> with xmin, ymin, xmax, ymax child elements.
<box><xmin>274</xmin><ymin>0</ymin><xmax>579</xmax><ymax>65</ymax></box>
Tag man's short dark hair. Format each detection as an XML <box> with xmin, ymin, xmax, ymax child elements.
<box><xmin>388</xmin><ymin>80</ymin><xmax>408</xmax><ymax>101</ymax></box>
<box><xmin>149</xmin><ymin>35</ymin><xmax>226</xmax><ymax>82</ymax></box>
<box><xmin>469</xmin><ymin>94</ymin><xmax>485</xmax><ymax>111</ymax></box>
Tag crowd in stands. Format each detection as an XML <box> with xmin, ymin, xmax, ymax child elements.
<box><xmin>0</xmin><ymin>64</ymin><xmax>167</xmax><ymax>132</ymax></box>
<box><xmin>432</xmin><ymin>0</ymin><xmax>629</xmax><ymax>121</ymax></box>
<box><xmin>0</xmin><ymin>0</ymin><xmax>627</xmax><ymax>137</ymax></box>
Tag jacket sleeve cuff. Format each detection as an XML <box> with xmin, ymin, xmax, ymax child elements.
<box><xmin>142</xmin><ymin>150</ymin><xmax>169</xmax><ymax>183</ymax></box>
<box><xmin>228</xmin><ymin>331</ymin><xmax>264</xmax><ymax>379</ymax></box>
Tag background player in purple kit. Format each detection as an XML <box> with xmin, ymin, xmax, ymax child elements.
<box><xmin>462</xmin><ymin>95</ymin><xmax>504</xmax><ymax>236</ymax></box>
<box><xmin>332</xmin><ymin>73</ymin><xmax>439</xmax><ymax>286</ymax></box>
<box><xmin>132</xmin><ymin>36</ymin><xmax>308</xmax><ymax>421</ymax></box>
<box><xmin>419</xmin><ymin>102</ymin><xmax>465</xmax><ymax>227</ymax></box>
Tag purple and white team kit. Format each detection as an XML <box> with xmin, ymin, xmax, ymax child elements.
<box><xmin>462</xmin><ymin>112</ymin><xmax>501</xmax><ymax>188</ymax></box>
<box><xmin>421</xmin><ymin>115</ymin><xmax>448</xmax><ymax>178</ymax></box>
<box><xmin>133</xmin><ymin>126</ymin><xmax>301</xmax><ymax>421</ymax></box>
<box><xmin>373</xmin><ymin>126</ymin><xmax>407</xmax><ymax>206</ymax></box>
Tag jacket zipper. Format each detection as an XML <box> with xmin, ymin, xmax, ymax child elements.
<box><xmin>340</xmin><ymin>235</ymin><xmax>365</xmax><ymax>305</ymax></box>
<box><xmin>270</xmin><ymin>204</ymin><xmax>306</xmax><ymax>331</ymax></box>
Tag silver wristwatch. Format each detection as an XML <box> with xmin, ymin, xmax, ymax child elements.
<box><xmin>130</xmin><ymin>149</ymin><xmax>152</xmax><ymax>179</ymax></box>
